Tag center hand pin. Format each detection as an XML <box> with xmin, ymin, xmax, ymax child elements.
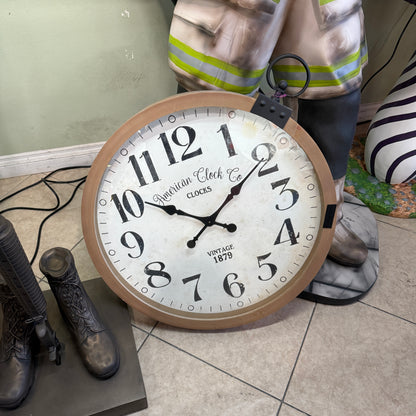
<box><xmin>186</xmin><ymin>158</ymin><xmax>264</xmax><ymax>248</ymax></box>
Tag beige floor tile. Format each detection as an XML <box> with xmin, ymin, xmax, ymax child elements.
<box><xmin>45</xmin><ymin>167</ymin><xmax>90</xmax><ymax>184</ymax></box>
<box><xmin>285</xmin><ymin>302</ymin><xmax>416</xmax><ymax>416</ymax></box>
<box><xmin>374</xmin><ymin>212</ymin><xmax>416</xmax><ymax>233</ymax></box>
<box><xmin>133</xmin><ymin>336</ymin><xmax>281</xmax><ymax>416</ymax></box>
<box><xmin>362</xmin><ymin>220</ymin><xmax>416</xmax><ymax>322</ymax></box>
<box><xmin>131</xmin><ymin>325</ymin><xmax>149</xmax><ymax>351</ymax></box>
<box><xmin>151</xmin><ymin>298</ymin><xmax>315</xmax><ymax>399</ymax></box>
<box><xmin>1</xmin><ymin>174</ymin><xmax>49</xmax><ymax>210</ymax></box>
<box><xmin>1</xmin><ymin>173</ymin><xmax>85</xmax><ymax>275</ymax></box>
<box><xmin>279</xmin><ymin>404</ymin><xmax>310</xmax><ymax>416</ymax></box>
<box><xmin>37</xmin><ymin>276</ymin><xmax>51</xmax><ymax>292</ymax></box>
<box><xmin>0</xmin><ymin>174</ymin><xmax>32</xmax><ymax>199</ymax></box>
<box><xmin>130</xmin><ymin>306</ymin><xmax>159</xmax><ymax>332</ymax></box>
<box><xmin>71</xmin><ymin>238</ymin><xmax>101</xmax><ymax>282</ymax></box>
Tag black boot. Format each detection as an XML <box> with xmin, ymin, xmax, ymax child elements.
<box><xmin>297</xmin><ymin>89</ymin><xmax>368</xmax><ymax>267</ymax></box>
<box><xmin>0</xmin><ymin>284</ymin><xmax>36</xmax><ymax>409</ymax></box>
<box><xmin>39</xmin><ymin>248</ymin><xmax>120</xmax><ymax>379</ymax></box>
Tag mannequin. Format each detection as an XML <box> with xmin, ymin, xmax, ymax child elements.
<box><xmin>168</xmin><ymin>0</ymin><xmax>369</xmax><ymax>266</ymax></box>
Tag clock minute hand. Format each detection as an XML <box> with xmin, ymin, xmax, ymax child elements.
<box><xmin>187</xmin><ymin>158</ymin><xmax>263</xmax><ymax>248</ymax></box>
<box><xmin>208</xmin><ymin>158</ymin><xmax>264</xmax><ymax>222</ymax></box>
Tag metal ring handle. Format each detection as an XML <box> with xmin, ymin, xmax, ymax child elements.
<box><xmin>266</xmin><ymin>53</ymin><xmax>311</xmax><ymax>98</ymax></box>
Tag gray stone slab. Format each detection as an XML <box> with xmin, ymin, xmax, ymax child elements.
<box><xmin>2</xmin><ymin>278</ymin><xmax>147</xmax><ymax>416</ymax></box>
<box><xmin>299</xmin><ymin>193</ymin><xmax>379</xmax><ymax>305</ymax></box>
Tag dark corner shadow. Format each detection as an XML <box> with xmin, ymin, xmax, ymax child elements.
<box><xmin>158</xmin><ymin>0</ymin><xmax>175</xmax><ymax>28</ymax></box>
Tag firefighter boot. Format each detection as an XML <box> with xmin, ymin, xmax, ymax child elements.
<box><xmin>327</xmin><ymin>176</ymin><xmax>368</xmax><ymax>267</ymax></box>
<box><xmin>39</xmin><ymin>248</ymin><xmax>119</xmax><ymax>379</ymax></box>
<box><xmin>297</xmin><ymin>89</ymin><xmax>368</xmax><ymax>267</ymax></box>
<box><xmin>0</xmin><ymin>283</ymin><xmax>36</xmax><ymax>409</ymax></box>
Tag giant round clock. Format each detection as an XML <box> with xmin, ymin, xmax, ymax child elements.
<box><xmin>82</xmin><ymin>91</ymin><xmax>336</xmax><ymax>329</ymax></box>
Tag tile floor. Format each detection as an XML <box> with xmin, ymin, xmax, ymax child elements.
<box><xmin>0</xmin><ymin>168</ymin><xmax>415</xmax><ymax>416</ymax></box>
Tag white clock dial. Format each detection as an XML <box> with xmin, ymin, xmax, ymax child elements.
<box><xmin>82</xmin><ymin>91</ymin><xmax>335</xmax><ymax>329</ymax></box>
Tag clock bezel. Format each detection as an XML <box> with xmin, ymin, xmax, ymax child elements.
<box><xmin>82</xmin><ymin>91</ymin><xmax>336</xmax><ymax>329</ymax></box>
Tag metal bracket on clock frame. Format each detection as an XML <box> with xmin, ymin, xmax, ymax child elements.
<box><xmin>250</xmin><ymin>94</ymin><xmax>292</xmax><ymax>128</ymax></box>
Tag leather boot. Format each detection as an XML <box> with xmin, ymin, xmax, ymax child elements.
<box><xmin>0</xmin><ymin>284</ymin><xmax>36</xmax><ymax>409</ymax></box>
<box><xmin>328</xmin><ymin>176</ymin><xmax>368</xmax><ymax>267</ymax></box>
<box><xmin>39</xmin><ymin>248</ymin><xmax>120</xmax><ymax>379</ymax></box>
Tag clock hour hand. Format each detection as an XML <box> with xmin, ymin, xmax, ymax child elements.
<box><xmin>186</xmin><ymin>159</ymin><xmax>263</xmax><ymax>248</ymax></box>
<box><xmin>145</xmin><ymin>202</ymin><xmax>236</xmax><ymax>232</ymax></box>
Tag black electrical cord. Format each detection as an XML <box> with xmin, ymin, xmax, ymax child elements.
<box><xmin>0</xmin><ymin>166</ymin><xmax>90</xmax><ymax>265</ymax></box>
<box><xmin>361</xmin><ymin>8</ymin><xmax>416</xmax><ymax>93</ymax></box>
<box><xmin>29</xmin><ymin>176</ymin><xmax>86</xmax><ymax>265</ymax></box>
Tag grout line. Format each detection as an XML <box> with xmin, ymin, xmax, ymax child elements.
<box><xmin>136</xmin><ymin>331</ymin><xmax>152</xmax><ymax>354</ymax></box>
<box><xmin>71</xmin><ymin>237</ymin><xmax>84</xmax><ymax>252</ymax></box>
<box><xmin>0</xmin><ymin>175</ymin><xmax>32</xmax><ymax>200</ymax></box>
<box><xmin>358</xmin><ymin>300</ymin><xmax>416</xmax><ymax>325</ymax></box>
<box><xmin>276</xmin><ymin>303</ymin><xmax>317</xmax><ymax>416</ymax></box>
<box><xmin>376</xmin><ymin>217</ymin><xmax>416</xmax><ymax>234</ymax></box>
<box><xmin>145</xmin><ymin>330</ymin><xmax>282</xmax><ymax>402</ymax></box>
<box><xmin>278</xmin><ymin>402</ymin><xmax>312</xmax><ymax>416</ymax></box>
<box><xmin>133</xmin><ymin>321</ymin><xmax>160</xmax><ymax>354</ymax></box>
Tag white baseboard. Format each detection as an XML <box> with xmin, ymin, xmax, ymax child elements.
<box><xmin>0</xmin><ymin>102</ymin><xmax>381</xmax><ymax>180</ymax></box>
<box><xmin>0</xmin><ymin>142</ymin><xmax>105</xmax><ymax>179</ymax></box>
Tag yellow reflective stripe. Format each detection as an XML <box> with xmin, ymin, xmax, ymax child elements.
<box><xmin>169</xmin><ymin>35</ymin><xmax>265</xmax><ymax>79</ymax></box>
<box><xmin>284</xmin><ymin>66</ymin><xmax>362</xmax><ymax>88</ymax></box>
<box><xmin>319</xmin><ymin>0</ymin><xmax>336</xmax><ymax>5</ymax></box>
<box><xmin>168</xmin><ymin>52</ymin><xmax>260</xmax><ymax>95</ymax></box>
<box><xmin>275</xmin><ymin>48</ymin><xmax>363</xmax><ymax>75</ymax></box>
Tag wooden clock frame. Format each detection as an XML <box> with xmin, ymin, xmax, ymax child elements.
<box><xmin>82</xmin><ymin>91</ymin><xmax>336</xmax><ymax>329</ymax></box>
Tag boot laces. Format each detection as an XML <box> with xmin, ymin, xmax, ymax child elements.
<box><xmin>54</xmin><ymin>282</ymin><xmax>102</xmax><ymax>338</ymax></box>
<box><xmin>1</xmin><ymin>298</ymin><xmax>31</xmax><ymax>355</ymax></box>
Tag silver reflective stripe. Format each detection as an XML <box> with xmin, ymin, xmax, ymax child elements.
<box><xmin>168</xmin><ymin>35</ymin><xmax>266</xmax><ymax>95</ymax></box>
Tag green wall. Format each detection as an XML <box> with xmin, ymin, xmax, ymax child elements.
<box><xmin>1</xmin><ymin>0</ymin><xmax>415</xmax><ymax>156</ymax></box>
<box><xmin>0</xmin><ymin>0</ymin><xmax>177</xmax><ymax>156</ymax></box>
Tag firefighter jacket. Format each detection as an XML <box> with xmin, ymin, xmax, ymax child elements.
<box><xmin>168</xmin><ymin>0</ymin><xmax>368</xmax><ymax>99</ymax></box>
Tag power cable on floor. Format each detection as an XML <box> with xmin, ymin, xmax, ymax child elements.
<box><xmin>0</xmin><ymin>166</ymin><xmax>90</xmax><ymax>265</ymax></box>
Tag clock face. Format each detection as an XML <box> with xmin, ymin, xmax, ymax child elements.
<box><xmin>82</xmin><ymin>92</ymin><xmax>335</xmax><ymax>329</ymax></box>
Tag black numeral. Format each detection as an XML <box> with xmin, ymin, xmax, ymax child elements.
<box><xmin>144</xmin><ymin>261</ymin><xmax>172</xmax><ymax>288</ymax></box>
<box><xmin>120</xmin><ymin>231</ymin><xmax>144</xmax><ymax>258</ymax></box>
<box><xmin>271</xmin><ymin>177</ymin><xmax>299</xmax><ymax>210</ymax></box>
<box><xmin>158</xmin><ymin>126</ymin><xmax>202</xmax><ymax>166</ymax></box>
<box><xmin>275</xmin><ymin>218</ymin><xmax>299</xmax><ymax>246</ymax></box>
<box><xmin>171</xmin><ymin>126</ymin><xmax>202</xmax><ymax>161</ymax></box>
<box><xmin>217</xmin><ymin>124</ymin><xmax>237</xmax><ymax>157</ymax></box>
<box><xmin>158</xmin><ymin>132</ymin><xmax>177</xmax><ymax>165</ymax></box>
<box><xmin>251</xmin><ymin>143</ymin><xmax>279</xmax><ymax>176</ymax></box>
<box><xmin>182</xmin><ymin>274</ymin><xmax>202</xmax><ymax>302</ymax></box>
<box><xmin>257</xmin><ymin>253</ymin><xmax>277</xmax><ymax>281</ymax></box>
<box><xmin>223</xmin><ymin>273</ymin><xmax>245</xmax><ymax>298</ymax></box>
<box><xmin>129</xmin><ymin>152</ymin><xmax>160</xmax><ymax>187</ymax></box>
<box><xmin>111</xmin><ymin>190</ymin><xmax>144</xmax><ymax>223</ymax></box>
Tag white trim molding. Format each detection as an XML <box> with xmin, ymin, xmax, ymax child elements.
<box><xmin>0</xmin><ymin>142</ymin><xmax>105</xmax><ymax>179</ymax></box>
<box><xmin>0</xmin><ymin>102</ymin><xmax>382</xmax><ymax>180</ymax></box>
